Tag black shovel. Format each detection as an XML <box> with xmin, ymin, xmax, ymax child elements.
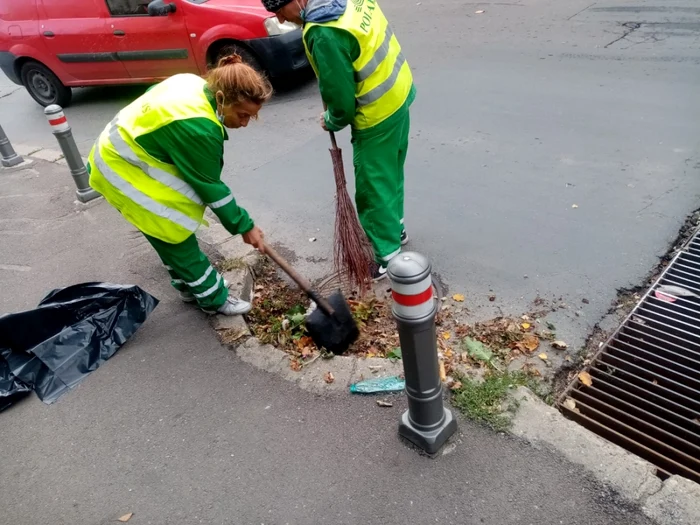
<box><xmin>263</xmin><ymin>243</ymin><xmax>359</xmax><ymax>355</ymax></box>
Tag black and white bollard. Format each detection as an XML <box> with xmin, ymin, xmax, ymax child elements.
<box><xmin>388</xmin><ymin>252</ymin><xmax>457</xmax><ymax>455</ymax></box>
<box><xmin>44</xmin><ymin>105</ymin><xmax>100</xmax><ymax>203</ymax></box>
<box><xmin>0</xmin><ymin>123</ymin><xmax>24</xmax><ymax>168</ymax></box>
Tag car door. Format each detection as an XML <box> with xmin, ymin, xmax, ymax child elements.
<box><xmin>36</xmin><ymin>0</ymin><xmax>129</xmax><ymax>82</ymax></box>
<box><xmin>104</xmin><ymin>0</ymin><xmax>198</xmax><ymax>80</ymax></box>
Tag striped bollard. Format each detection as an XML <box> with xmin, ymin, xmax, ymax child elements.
<box><xmin>44</xmin><ymin>105</ymin><xmax>100</xmax><ymax>203</ymax></box>
<box><xmin>388</xmin><ymin>252</ymin><xmax>457</xmax><ymax>455</ymax></box>
<box><xmin>0</xmin><ymin>123</ymin><xmax>24</xmax><ymax>167</ymax></box>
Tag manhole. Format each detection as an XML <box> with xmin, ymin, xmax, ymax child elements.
<box><xmin>559</xmin><ymin>231</ymin><xmax>700</xmax><ymax>484</ymax></box>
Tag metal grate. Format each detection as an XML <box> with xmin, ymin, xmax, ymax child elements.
<box><xmin>559</xmin><ymin>231</ymin><xmax>700</xmax><ymax>484</ymax></box>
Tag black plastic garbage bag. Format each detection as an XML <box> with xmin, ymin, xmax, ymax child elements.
<box><xmin>0</xmin><ymin>359</ymin><xmax>31</xmax><ymax>412</ymax></box>
<box><xmin>0</xmin><ymin>282</ymin><xmax>158</xmax><ymax>406</ymax></box>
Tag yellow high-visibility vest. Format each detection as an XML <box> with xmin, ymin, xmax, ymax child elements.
<box><xmin>303</xmin><ymin>0</ymin><xmax>413</xmax><ymax>130</ymax></box>
<box><xmin>88</xmin><ymin>74</ymin><xmax>223</xmax><ymax>243</ymax></box>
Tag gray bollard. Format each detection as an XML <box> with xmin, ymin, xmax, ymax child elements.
<box><xmin>0</xmin><ymin>123</ymin><xmax>24</xmax><ymax>168</ymax></box>
<box><xmin>388</xmin><ymin>252</ymin><xmax>457</xmax><ymax>455</ymax></box>
<box><xmin>44</xmin><ymin>105</ymin><xmax>100</xmax><ymax>203</ymax></box>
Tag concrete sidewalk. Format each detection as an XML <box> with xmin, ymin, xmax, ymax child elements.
<box><xmin>0</xmin><ymin>157</ymin><xmax>661</xmax><ymax>524</ymax></box>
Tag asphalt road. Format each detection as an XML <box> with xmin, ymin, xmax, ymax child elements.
<box><xmin>2</xmin><ymin>0</ymin><xmax>699</xmax><ymax>349</ymax></box>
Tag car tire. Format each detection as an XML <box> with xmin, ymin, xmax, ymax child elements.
<box><xmin>20</xmin><ymin>61</ymin><xmax>73</xmax><ymax>108</ymax></box>
<box><xmin>216</xmin><ymin>45</ymin><xmax>264</xmax><ymax>76</ymax></box>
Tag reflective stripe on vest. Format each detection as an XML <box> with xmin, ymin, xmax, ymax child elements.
<box><xmin>91</xmin><ymin>138</ymin><xmax>201</xmax><ymax>234</ymax></box>
<box><xmin>303</xmin><ymin>0</ymin><xmax>413</xmax><ymax>129</ymax></box>
<box><xmin>107</xmin><ymin>118</ymin><xmax>204</xmax><ymax>205</ymax></box>
<box><xmin>356</xmin><ymin>52</ymin><xmax>406</xmax><ymax>106</ymax></box>
<box><xmin>87</xmin><ymin>74</ymin><xmax>222</xmax><ymax>243</ymax></box>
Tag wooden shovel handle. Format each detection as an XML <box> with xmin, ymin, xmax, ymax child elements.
<box><xmin>263</xmin><ymin>243</ymin><xmax>335</xmax><ymax>316</ymax></box>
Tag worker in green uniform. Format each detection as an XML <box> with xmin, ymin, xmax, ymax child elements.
<box><xmin>262</xmin><ymin>0</ymin><xmax>416</xmax><ymax>280</ymax></box>
<box><xmin>87</xmin><ymin>55</ymin><xmax>272</xmax><ymax>315</ymax></box>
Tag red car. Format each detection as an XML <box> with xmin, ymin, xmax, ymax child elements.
<box><xmin>0</xmin><ymin>0</ymin><xmax>308</xmax><ymax>107</ymax></box>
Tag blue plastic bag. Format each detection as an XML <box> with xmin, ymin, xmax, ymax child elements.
<box><xmin>350</xmin><ymin>376</ymin><xmax>405</xmax><ymax>394</ymax></box>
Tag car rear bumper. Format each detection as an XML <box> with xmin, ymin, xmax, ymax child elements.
<box><xmin>245</xmin><ymin>30</ymin><xmax>309</xmax><ymax>78</ymax></box>
<box><xmin>0</xmin><ymin>52</ymin><xmax>21</xmax><ymax>85</ymax></box>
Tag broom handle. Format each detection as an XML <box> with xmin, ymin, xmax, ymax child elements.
<box><xmin>328</xmin><ymin>130</ymin><xmax>339</xmax><ymax>150</ymax></box>
<box><xmin>263</xmin><ymin>243</ymin><xmax>336</xmax><ymax>316</ymax></box>
<box><xmin>322</xmin><ymin>102</ymin><xmax>340</xmax><ymax>150</ymax></box>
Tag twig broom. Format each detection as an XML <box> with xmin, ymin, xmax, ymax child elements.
<box><xmin>326</xmin><ymin>129</ymin><xmax>374</xmax><ymax>292</ymax></box>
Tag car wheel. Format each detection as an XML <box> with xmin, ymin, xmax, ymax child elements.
<box><xmin>216</xmin><ymin>45</ymin><xmax>264</xmax><ymax>75</ymax></box>
<box><xmin>20</xmin><ymin>61</ymin><xmax>73</xmax><ymax>108</ymax></box>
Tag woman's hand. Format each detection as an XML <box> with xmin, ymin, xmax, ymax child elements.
<box><xmin>319</xmin><ymin>112</ymin><xmax>328</xmax><ymax>131</ymax></box>
<box><xmin>242</xmin><ymin>226</ymin><xmax>265</xmax><ymax>253</ymax></box>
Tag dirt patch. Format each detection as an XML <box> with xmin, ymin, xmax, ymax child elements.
<box><xmin>247</xmin><ymin>259</ymin><xmax>573</xmax><ymax>382</ymax></box>
<box><xmin>247</xmin><ymin>260</ymin><xmax>400</xmax><ymax>369</ymax></box>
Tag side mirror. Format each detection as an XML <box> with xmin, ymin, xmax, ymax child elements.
<box><xmin>148</xmin><ymin>0</ymin><xmax>176</xmax><ymax>16</ymax></box>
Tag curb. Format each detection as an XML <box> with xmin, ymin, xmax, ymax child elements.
<box><xmin>196</xmin><ymin>212</ymin><xmax>403</xmax><ymax>395</ymax></box>
<box><xmin>510</xmin><ymin>387</ymin><xmax>700</xmax><ymax>525</ymax></box>
<box><xmin>11</xmin><ymin>143</ymin><xmax>89</xmax><ymax>167</ymax></box>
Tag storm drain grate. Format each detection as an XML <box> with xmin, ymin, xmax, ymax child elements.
<box><xmin>559</xmin><ymin>231</ymin><xmax>700</xmax><ymax>484</ymax></box>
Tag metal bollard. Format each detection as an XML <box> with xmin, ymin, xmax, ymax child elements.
<box><xmin>0</xmin><ymin>123</ymin><xmax>24</xmax><ymax>168</ymax></box>
<box><xmin>44</xmin><ymin>105</ymin><xmax>100</xmax><ymax>203</ymax></box>
<box><xmin>388</xmin><ymin>252</ymin><xmax>457</xmax><ymax>455</ymax></box>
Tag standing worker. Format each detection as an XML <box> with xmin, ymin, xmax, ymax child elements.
<box><xmin>87</xmin><ymin>55</ymin><xmax>272</xmax><ymax>315</ymax></box>
<box><xmin>262</xmin><ymin>0</ymin><xmax>416</xmax><ymax>280</ymax></box>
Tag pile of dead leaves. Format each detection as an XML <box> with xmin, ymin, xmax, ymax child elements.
<box><xmin>436</xmin><ymin>308</ymin><xmax>570</xmax><ymax>388</ymax></box>
<box><xmin>247</xmin><ymin>261</ymin><xmax>401</xmax><ymax>370</ymax></box>
<box><xmin>248</xmin><ymin>262</ymin><xmax>569</xmax><ymax>378</ymax></box>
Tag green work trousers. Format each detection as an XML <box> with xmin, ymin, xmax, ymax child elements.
<box><xmin>352</xmin><ymin>105</ymin><xmax>410</xmax><ymax>265</ymax></box>
<box><xmin>144</xmin><ymin>233</ymin><xmax>228</xmax><ymax>311</ymax></box>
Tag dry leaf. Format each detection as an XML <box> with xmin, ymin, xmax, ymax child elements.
<box><xmin>562</xmin><ymin>398</ymin><xmax>580</xmax><ymax>413</ymax></box>
<box><xmin>449</xmin><ymin>381</ymin><xmax>463</xmax><ymax>391</ymax></box>
<box><xmin>552</xmin><ymin>340</ymin><xmax>569</xmax><ymax>350</ymax></box>
<box><xmin>439</xmin><ymin>361</ymin><xmax>447</xmax><ymax>382</ymax></box>
<box><xmin>442</xmin><ymin>332</ymin><xmax>451</xmax><ymax>340</ymax></box>
<box><xmin>538</xmin><ymin>353</ymin><xmax>548</xmax><ymax>361</ymax></box>
<box><xmin>118</xmin><ymin>514</ymin><xmax>134</xmax><ymax>523</ymax></box>
<box><xmin>522</xmin><ymin>333</ymin><xmax>540</xmax><ymax>352</ymax></box>
<box><xmin>377</xmin><ymin>400</ymin><xmax>393</xmax><ymax>407</ymax></box>
<box><xmin>453</xmin><ymin>293</ymin><xmax>465</xmax><ymax>302</ymax></box>
<box><xmin>290</xmin><ymin>359</ymin><xmax>302</xmax><ymax>372</ymax></box>
<box><xmin>578</xmin><ymin>371</ymin><xmax>593</xmax><ymax>387</ymax></box>
<box><xmin>653</xmin><ymin>379</ymin><xmax>659</xmax><ymax>385</ymax></box>
<box><xmin>324</xmin><ymin>372</ymin><xmax>335</xmax><ymax>384</ymax></box>
<box><xmin>521</xmin><ymin>322</ymin><xmax>531</xmax><ymax>330</ymax></box>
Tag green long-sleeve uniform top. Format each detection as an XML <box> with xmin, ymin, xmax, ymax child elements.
<box><xmin>132</xmin><ymin>86</ymin><xmax>253</xmax><ymax>238</ymax></box>
<box><xmin>304</xmin><ymin>25</ymin><xmax>416</xmax><ymax>135</ymax></box>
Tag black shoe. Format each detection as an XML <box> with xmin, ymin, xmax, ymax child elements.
<box><xmin>371</xmin><ymin>262</ymin><xmax>388</xmax><ymax>282</ymax></box>
<box><xmin>401</xmin><ymin>230</ymin><xmax>409</xmax><ymax>246</ymax></box>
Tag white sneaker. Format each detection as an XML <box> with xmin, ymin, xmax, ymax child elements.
<box><xmin>204</xmin><ymin>296</ymin><xmax>252</xmax><ymax>316</ymax></box>
<box><xmin>179</xmin><ymin>279</ymin><xmax>229</xmax><ymax>303</ymax></box>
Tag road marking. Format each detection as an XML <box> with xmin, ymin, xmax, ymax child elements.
<box><xmin>0</xmin><ymin>264</ymin><xmax>31</xmax><ymax>272</ymax></box>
